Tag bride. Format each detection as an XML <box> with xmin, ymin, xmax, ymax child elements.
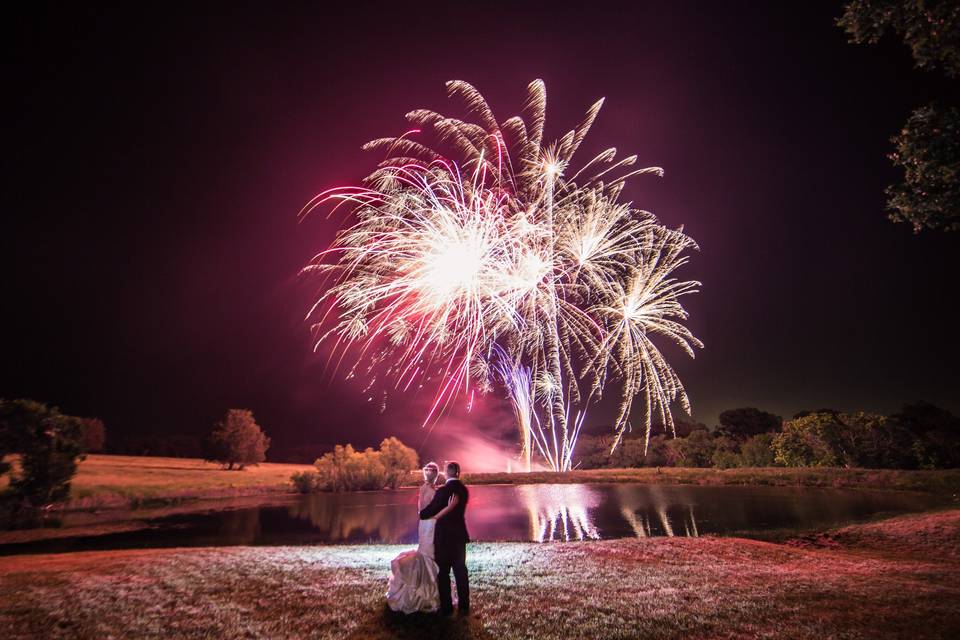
<box><xmin>386</xmin><ymin>462</ymin><xmax>458</xmax><ymax>613</ymax></box>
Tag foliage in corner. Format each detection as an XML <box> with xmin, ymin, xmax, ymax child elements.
<box><xmin>838</xmin><ymin>0</ymin><xmax>960</xmax><ymax>78</ymax></box>
<box><xmin>886</xmin><ymin>104</ymin><xmax>960</xmax><ymax>232</ymax></box>
<box><xmin>0</xmin><ymin>398</ymin><xmax>85</xmax><ymax>507</ymax></box>
<box><xmin>838</xmin><ymin>1</ymin><xmax>960</xmax><ymax>232</ymax></box>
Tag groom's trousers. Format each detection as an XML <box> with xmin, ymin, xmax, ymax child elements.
<box><xmin>437</xmin><ymin>544</ymin><xmax>469</xmax><ymax>613</ymax></box>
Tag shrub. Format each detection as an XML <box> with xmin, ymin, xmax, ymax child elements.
<box><xmin>710</xmin><ymin>436</ymin><xmax>742</xmax><ymax>469</ymax></box>
<box><xmin>315</xmin><ymin>444</ymin><xmax>383</xmax><ymax>491</ymax></box>
<box><xmin>711</xmin><ymin>449</ymin><xmax>741</xmax><ymax>469</ymax></box>
<box><xmin>290</xmin><ymin>470</ymin><xmax>317</xmax><ymax>493</ymax></box>
<box><xmin>206</xmin><ymin>409</ymin><xmax>270</xmax><ymax>470</ymax></box>
<box><xmin>313</xmin><ymin>437</ymin><xmax>419</xmax><ymax>491</ymax></box>
<box><xmin>739</xmin><ymin>433</ymin><xmax>777</xmax><ymax>467</ymax></box>
<box><xmin>0</xmin><ymin>399</ymin><xmax>85</xmax><ymax>506</ymax></box>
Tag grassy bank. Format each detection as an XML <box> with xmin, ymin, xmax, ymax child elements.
<box><xmin>46</xmin><ymin>455</ymin><xmax>313</xmax><ymax>509</ymax></box>
<box><xmin>1</xmin><ymin>509</ymin><xmax>959</xmax><ymax>639</ymax></box>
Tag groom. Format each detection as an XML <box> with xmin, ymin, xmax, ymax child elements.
<box><xmin>419</xmin><ymin>461</ymin><xmax>470</xmax><ymax>615</ymax></box>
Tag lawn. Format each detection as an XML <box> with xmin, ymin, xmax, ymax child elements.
<box><xmin>1</xmin><ymin>509</ymin><xmax>958</xmax><ymax>639</ymax></box>
<box><xmin>51</xmin><ymin>455</ymin><xmax>313</xmax><ymax>508</ymax></box>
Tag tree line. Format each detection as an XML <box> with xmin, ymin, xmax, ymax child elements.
<box><xmin>575</xmin><ymin>403</ymin><xmax>960</xmax><ymax>470</ymax></box>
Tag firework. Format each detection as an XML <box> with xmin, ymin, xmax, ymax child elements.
<box><xmin>302</xmin><ymin>80</ymin><xmax>701</xmax><ymax>470</ymax></box>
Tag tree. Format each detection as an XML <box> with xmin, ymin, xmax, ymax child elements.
<box><xmin>773</xmin><ymin>412</ymin><xmax>845</xmax><ymax>467</ymax></box>
<box><xmin>838</xmin><ymin>1</ymin><xmax>960</xmax><ymax>232</ymax></box>
<box><xmin>206</xmin><ymin>409</ymin><xmax>270</xmax><ymax>470</ymax></box>
<box><xmin>79</xmin><ymin>418</ymin><xmax>106</xmax><ymax>453</ymax></box>
<box><xmin>671</xmin><ymin>419</ymin><xmax>709</xmax><ymax>438</ymax></box>
<box><xmin>793</xmin><ymin>408</ymin><xmax>840</xmax><ymax>419</ymax></box>
<box><xmin>892</xmin><ymin>402</ymin><xmax>960</xmax><ymax>468</ymax></box>
<box><xmin>716</xmin><ymin>407</ymin><xmax>783</xmax><ymax>440</ymax></box>
<box><xmin>773</xmin><ymin>411</ymin><xmax>916</xmax><ymax>468</ymax></box>
<box><xmin>0</xmin><ymin>399</ymin><xmax>85</xmax><ymax>506</ymax></box>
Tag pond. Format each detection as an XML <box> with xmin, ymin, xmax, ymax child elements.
<box><xmin>0</xmin><ymin>483</ymin><xmax>950</xmax><ymax>555</ymax></box>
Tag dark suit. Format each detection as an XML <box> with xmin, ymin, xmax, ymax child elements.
<box><xmin>419</xmin><ymin>478</ymin><xmax>470</xmax><ymax>613</ymax></box>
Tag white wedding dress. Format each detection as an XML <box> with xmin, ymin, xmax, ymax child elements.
<box><xmin>386</xmin><ymin>487</ymin><xmax>440</xmax><ymax>613</ymax></box>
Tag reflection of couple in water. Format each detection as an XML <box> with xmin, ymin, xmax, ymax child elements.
<box><xmin>386</xmin><ymin>461</ymin><xmax>470</xmax><ymax>616</ymax></box>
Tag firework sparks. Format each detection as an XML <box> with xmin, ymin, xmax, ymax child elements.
<box><xmin>302</xmin><ymin>80</ymin><xmax>701</xmax><ymax>470</ymax></box>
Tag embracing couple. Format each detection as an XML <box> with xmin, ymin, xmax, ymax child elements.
<box><xmin>386</xmin><ymin>461</ymin><xmax>470</xmax><ymax>616</ymax></box>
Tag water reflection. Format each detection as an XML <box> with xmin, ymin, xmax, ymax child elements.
<box><xmin>220</xmin><ymin>508</ymin><xmax>262</xmax><ymax>545</ymax></box>
<box><xmin>614</xmin><ymin>485</ymin><xmax>700</xmax><ymax>538</ymax></box>
<box><xmin>286</xmin><ymin>494</ymin><xmax>416</xmax><ymax>543</ymax></box>
<box><xmin>1</xmin><ymin>483</ymin><xmax>950</xmax><ymax>555</ymax></box>
<box><xmin>518</xmin><ymin>484</ymin><xmax>601</xmax><ymax>541</ymax></box>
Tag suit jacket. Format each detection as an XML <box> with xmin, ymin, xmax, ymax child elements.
<box><xmin>419</xmin><ymin>479</ymin><xmax>470</xmax><ymax>554</ymax></box>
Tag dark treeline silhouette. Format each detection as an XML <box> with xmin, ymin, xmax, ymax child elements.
<box><xmin>109</xmin><ymin>434</ymin><xmax>206</xmax><ymax>458</ymax></box>
<box><xmin>575</xmin><ymin>403</ymin><xmax>960</xmax><ymax>470</ymax></box>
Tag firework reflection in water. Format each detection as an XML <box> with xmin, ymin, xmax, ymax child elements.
<box><xmin>519</xmin><ymin>484</ymin><xmax>601</xmax><ymax>542</ymax></box>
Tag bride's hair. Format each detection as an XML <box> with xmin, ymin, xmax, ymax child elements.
<box><xmin>422</xmin><ymin>462</ymin><xmax>439</xmax><ymax>485</ymax></box>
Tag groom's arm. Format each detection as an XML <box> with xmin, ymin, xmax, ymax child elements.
<box><xmin>419</xmin><ymin>486</ymin><xmax>448</xmax><ymax>520</ymax></box>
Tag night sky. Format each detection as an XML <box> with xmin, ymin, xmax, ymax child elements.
<box><xmin>4</xmin><ymin>2</ymin><xmax>959</xmax><ymax>461</ymax></box>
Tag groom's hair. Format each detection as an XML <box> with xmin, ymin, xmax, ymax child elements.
<box><xmin>445</xmin><ymin>461</ymin><xmax>461</xmax><ymax>478</ymax></box>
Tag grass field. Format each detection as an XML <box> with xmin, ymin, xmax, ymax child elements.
<box><xmin>1</xmin><ymin>508</ymin><xmax>958</xmax><ymax>639</ymax></box>
<box><xmin>49</xmin><ymin>455</ymin><xmax>314</xmax><ymax>509</ymax></box>
<box><xmin>5</xmin><ymin>454</ymin><xmax>959</xmax><ymax>511</ymax></box>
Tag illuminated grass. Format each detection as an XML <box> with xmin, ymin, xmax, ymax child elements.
<box><xmin>1</xmin><ymin>510</ymin><xmax>959</xmax><ymax>639</ymax></box>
